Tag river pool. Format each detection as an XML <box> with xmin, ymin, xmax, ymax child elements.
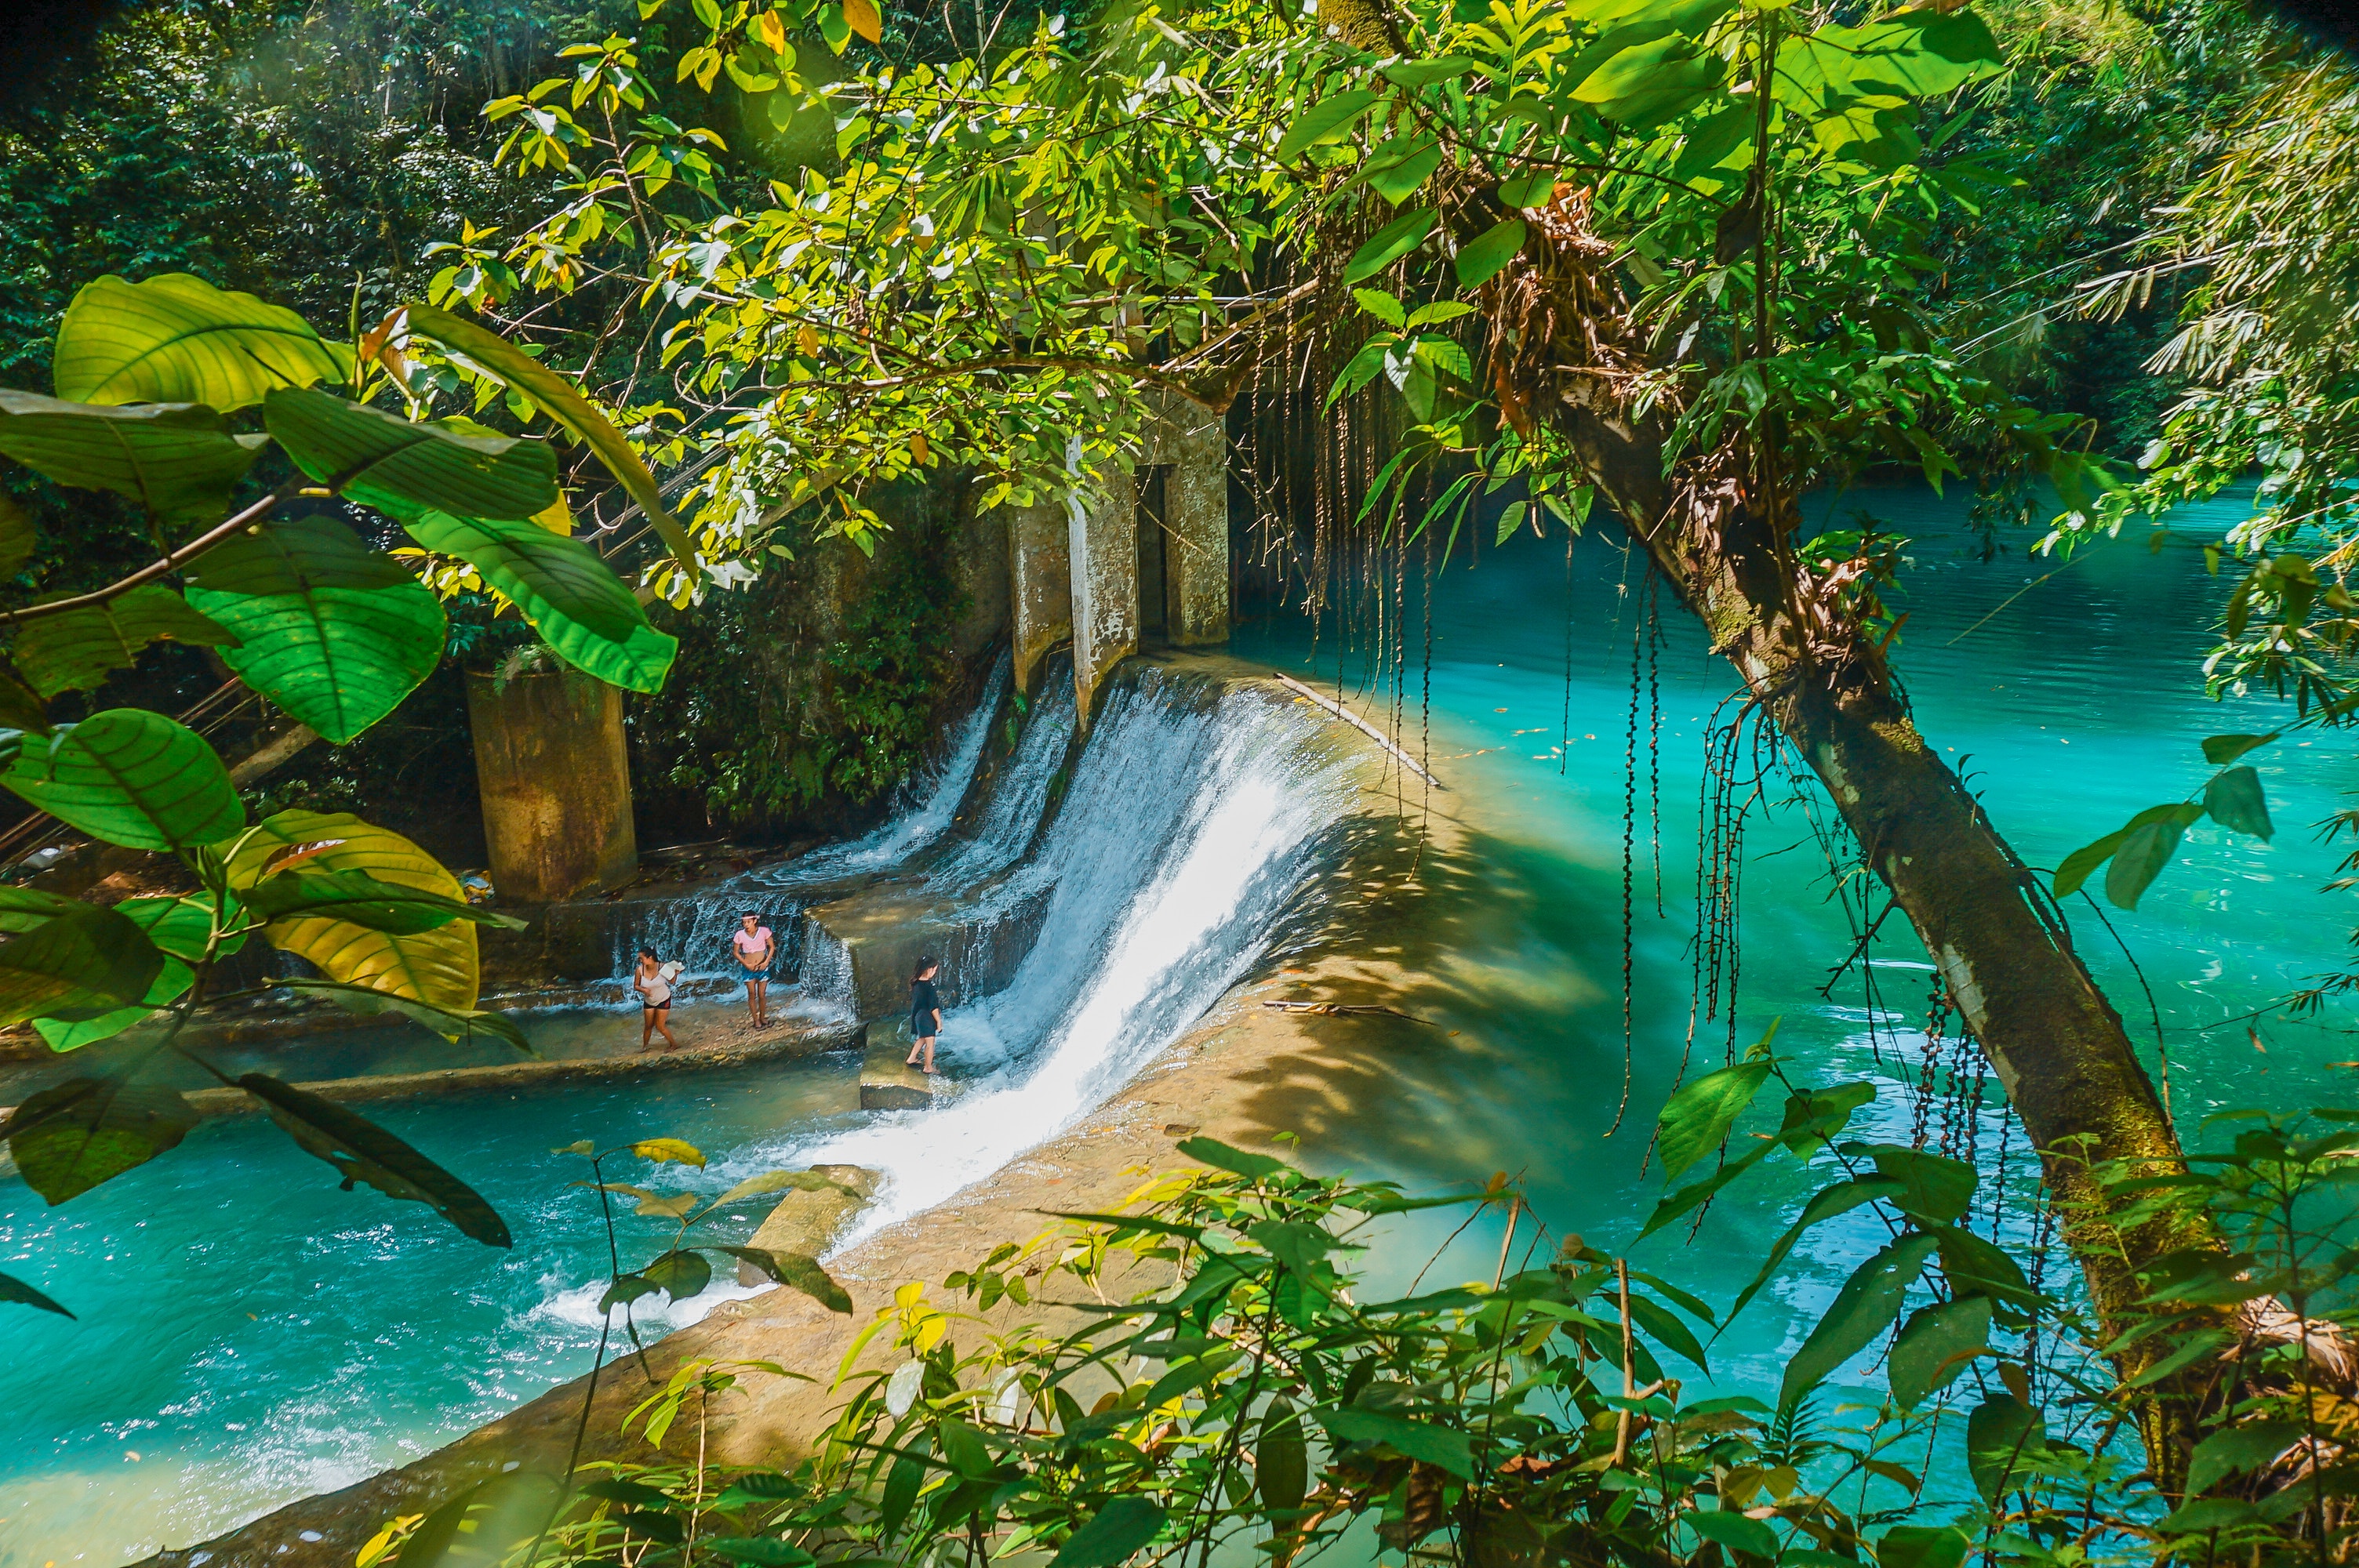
<box><xmin>2</xmin><ymin>481</ymin><xmax>2344</xmax><ymax>1563</ymax></box>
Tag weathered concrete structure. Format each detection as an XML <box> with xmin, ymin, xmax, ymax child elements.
<box><xmin>1068</xmin><ymin>467</ymin><xmax>1140</xmax><ymax>730</ymax></box>
<box><xmin>1005</xmin><ymin>401</ymin><xmax>1231</xmax><ymax>728</ymax></box>
<box><xmin>466</xmin><ymin>669</ymin><xmax>638</xmax><ymax>902</ymax></box>
<box><xmin>1007</xmin><ymin>499</ymin><xmax>1072</xmax><ymax>699</ymax></box>
<box><xmin>1140</xmin><ymin>392</ymin><xmax>1231</xmax><ymax>648</ymax></box>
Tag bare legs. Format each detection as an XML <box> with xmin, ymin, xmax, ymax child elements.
<box><xmin>642</xmin><ymin>1004</ymin><xmax>676</xmax><ymax>1050</ymax></box>
<box><xmin>744</xmin><ymin>975</ymin><xmax>769</xmax><ymax>1028</ymax></box>
<box><xmin>905</xmin><ymin>1033</ymin><xmax>936</xmax><ymax>1073</ymax></box>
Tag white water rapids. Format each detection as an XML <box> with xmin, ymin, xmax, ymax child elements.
<box><xmin>707</xmin><ymin>665</ymin><xmax>1352</xmax><ymax>1258</ymax></box>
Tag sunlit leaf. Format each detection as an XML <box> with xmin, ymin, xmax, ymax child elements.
<box><xmin>2</xmin><ymin>710</ymin><xmax>242</xmax><ymax>851</ymax></box>
<box><xmin>265</xmin><ymin>387</ymin><xmax>556</xmax><ymax>524</ymax></box>
<box><xmin>55</xmin><ymin>273</ymin><xmax>349</xmax><ymax>410</ymax></box>
<box><xmin>403</xmin><ymin>305</ymin><xmax>703</xmax><ymax>579</ymax></box>
<box><xmin>404</xmin><ymin>510</ymin><xmax>676</xmax><ymax>693</ymax></box>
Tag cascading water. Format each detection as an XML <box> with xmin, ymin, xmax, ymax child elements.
<box><xmin>751</xmin><ymin>654</ymin><xmax>1009</xmax><ymax>888</ymax></box>
<box><xmin>925</xmin><ymin>666</ymin><xmax>1078</xmax><ymax>888</ymax></box>
<box><xmin>704</xmin><ymin>671</ymin><xmax>1354</xmax><ymax>1240</ymax></box>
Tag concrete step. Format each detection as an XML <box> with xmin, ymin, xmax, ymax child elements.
<box><xmin>860</xmin><ymin>1032</ymin><xmax>942</xmax><ymax>1110</ymax></box>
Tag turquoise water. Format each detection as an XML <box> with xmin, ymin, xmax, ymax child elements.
<box><xmin>1238</xmin><ymin>483</ymin><xmax>2355</xmax><ymax>1398</ymax></box>
<box><xmin>4</xmin><ymin>481</ymin><xmax>2346</xmax><ymax>1562</ymax></box>
<box><xmin>0</xmin><ymin>1017</ymin><xmax>867</xmax><ymax>1566</ymax></box>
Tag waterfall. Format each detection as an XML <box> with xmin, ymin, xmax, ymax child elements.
<box><xmin>926</xmin><ymin>665</ymin><xmax>1078</xmax><ymax>887</ymax></box>
<box><xmin>709</xmin><ymin>668</ymin><xmax>1354</xmax><ymax>1242</ymax></box>
<box><xmin>752</xmin><ymin>653</ymin><xmax>1009</xmax><ymax>888</ymax></box>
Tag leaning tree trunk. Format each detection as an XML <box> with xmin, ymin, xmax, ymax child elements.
<box><xmin>1299</xmin><ymin>0</ymin><xmax>2214</xmax><ymax>1482</ymax></box>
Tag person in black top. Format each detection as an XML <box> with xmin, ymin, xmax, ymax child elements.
<box><xmin>906</xmin><ymin>956</ymin><xmax>943</xmax><ymax>1074</ymax></box>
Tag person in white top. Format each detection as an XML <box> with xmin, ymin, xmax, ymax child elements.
<box><xmin>731</xmin><ymin>911</ymin><xmax>777</xmax><ymax>1029</ymax></box>
<box><xmin>633</xmin><ymin>946</ymin><xmax>680</xmax><ymax>1051</ymax></box>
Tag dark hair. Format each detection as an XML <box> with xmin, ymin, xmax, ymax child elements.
<box><xmin>912</xmin><ymin>956</ymin><xmax>937</xmax><ymax>982</ymax></box>
<box><xmin>639</xmin><ymin>946</ymin><xmax>658</xmax><ymax>960</ymax></box>
<box><xmin>741</xmin><ymin>911</ymin><xmax>758</xmax><ymax>919</ymax></box>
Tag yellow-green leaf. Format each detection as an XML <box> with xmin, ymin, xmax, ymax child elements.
<box><xmin>402</xmin><ymin>305</ymin><xmax>701</xmax><ymax>579</ymax></box>
<box><xmin>229</xmin><ymin>809</ymin><xmax>480</xmax><ymax>1012</ymax></box>
<box><xmin>55</xmin><ymin>274</ymin><xmax>350</xmax><ymax>411</ymax></box>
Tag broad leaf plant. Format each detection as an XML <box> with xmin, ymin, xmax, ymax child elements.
<box><xmin>0</xmin><ymin>270</ymin><xmax>705</xmax><ymax>1314</ymax></box>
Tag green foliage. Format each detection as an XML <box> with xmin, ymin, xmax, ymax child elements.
<box><xmin>371</xmin><ymin>1084</ymin><xmax>2359</xmax><ymax>1568</ymax></box>
<box><xmin>2055</xmin><ymin>732</ymin><xmax>2281</xmax><ymax>907</ymax></box>
<box><xmin>0</xmin><ymin>266</ymin><xmax>683</xmax><ymax>1313</ymax></box>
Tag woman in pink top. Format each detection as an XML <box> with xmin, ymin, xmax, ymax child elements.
<box><xmin>731</xmin><ymin>912</ymin><xmax>777</xmax><ymax>1028</ymax></box>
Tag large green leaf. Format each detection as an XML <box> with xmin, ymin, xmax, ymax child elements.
<box><xmin>116</xmin><ymin>892</ymin><xmax>242</xmax><ymax>961</ymax></box>
<box><xmin>228</xmin><ymin>809</ymin><xmax>481</xmax><ymax>1010</ymax></box>
<box><xmin>11</xmin><ymin>585</ymin><xmax>240</xmax><ymax>699</ymax></box>
<box><xmin>2205</xmin><ymin>765</ymin><xmax>2274</xmax><ymax>840</ymax></box>
<box><xmin>2</xmin><ymin>709</ymin><xmax>243</xmax><ymax>851</ymax></box>
<box><xmin>1688</xmin><ymin>1510</ymin><xmax>1779</xmax><ymax>1563</ymax></box>
<box><xmin>31</xmin><ymin>955</ymin><xmax>194</xmax><ymax>1051</ymax></box>
<box><xmin>2053</xmin><ymin>801</ymin><xmax>2205</xmax><ymax>899</ymax></box>
<box><xmin>188</xmin><ymin>577</ymin><xmax>444</xmax><ymax>744</ymax></box>
<box><xmin>1725</xmin><ymin>1176</ymin><xmax>1903</xmax><ymax>1323</ymax></box>
<box><xmin>1455</xmin><ymin>219</ymin><xmax>1527</xmax><ymax>289</ymax></box>
<box><xmin>54</xmin><ymin>273</ymin><xmax>350</xmax><ymax>410</ymax></box>
<box><xmin>1877</xmin><ymin>1526</ymin><xmax>1970</xmax><ymax>1568</ymax></box>
<box><xmin>1654</xmin><ymin>1058</ymin><xmax>1771</xmax><ymax>1177</ymax></box>
<box><xmin>1572</xmin><ymin>35</ymin><xmax>1725</xmax><ymax>128</ymax></box>
<box><xmin>0</xmin><ymin>884</ymin><xmax>84</xmax><ymax>934</ymax></box>
<box><xmin>2</xmin><ymin>1073</ymin><xmax>199</xmax><ymax>1202</ymax></box>
<box><xmin>1856</xmin><ymin>1143</ymin><xmax>1977</xmax><ymax>1225</ymax></box>
<box><xmin>1275</xmin><ymin>89</ymin><xmax>1383</xmax><ymax>160</ymax></box>
<box><xmin>1779</xmin><ymin>1232</ymin><xmax>1939</xmax><ymax>1407</ymax></box>
<box><xmin>1965</xmin><ymin>1393</ymin><xmax>2045</xmax><ymax>1501</ymax></box>
<box><xmin>1258</xmin><ymin>1399</ymin><xmax>1307</xmax><ymax>1513</ymax></box>
<box><xmin>1888</xmin><ymin>1295</ymin><xmax>1992</xmax><ymax>1408</ymax></box>
<box><xmin>405</xmin><ymin>510</ymin><xmax>677</xmax><ymax>692</ymax></box>
<box><xmin>2186</xmin><ymin>1420</ymin><xmax>2305</xmax><ymax>1497</ymax></box>
<box><xmin>183</xmin><ymin>514</ymin><xmax>416</xmax><ymax>594</ymax></box>
<box><xmin>245</xmin><ymin>869</ymin><xmax>524</xmax><ymax>934</ymax></box>
<box><xmin>0</xmin><ymin>905</ymin><xmax>168</xmax><ymax>1026</ymax></box>
<box><xmin>1778</xmin><ymin>11</ymin><xmax>2004</xmax><ymax>108</ymax></box>
<box><xmin>264</xmin><ymin>387</ymin><xmax>555</xmax><ymax>524</ymax></box>
<box><xmin>392</xmin><ymin>1472</ymin><xmax>563</xmax><ymax>1568</ymax></box>
<box><xmin>1048</xmin><ymin>1499</ymin><xmax>1168</xmax><ymax>1568</ymax></box>
<box><xmin>1343</xmin><ymin>208</ymin><xmax>1438</xmax><ymax>286</ymax></box>
<box><xmin>1364</xmin><ymin>136</ymin><xmax>1444</xmax><ymax>205</ymax></box>
<box><xmin>643</xmin><ymin>1248</ymin><xmax>714</xmax><ymax>1301</ymax></box>
<box><xmin>2107</xmin><ymin>813</ymin><xmax>2190</xmax><ymax>909</ymax></box>
<box><xmin>1319</xmin><ymin>1408</ymin><xmax>1475</xmax><ymax>1479</ymax></box>
<box><xmin>0</xmin><ymin>390</ymin><xmax>264</xmax><ymax>522</ymax></box>
<box><xmin>238</xmin><ymin>1072</ymin><xmax>512</xmax><ymax>1246</ymax></box>
<box><xmin>403</xmin><ymin>303</ymin><xmax>703</xmax><ymax>578</ymax></box>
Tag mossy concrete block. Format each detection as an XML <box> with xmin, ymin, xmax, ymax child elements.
<box><xmin>806</xmin><ymin>875</ymin><xmax>1052</xmax><ymax>1021</ymax></box>
<box><xmin>1069</xmin><ymin>468</ymin><xmax>1139</xmax><ymax>731</ymax></box>
<box><xmin>737</xmin><ymin>1164</ymin><xmax>877</xmax><ymax>1284</ymax></box>
<box><xmin>1008</xmin><ymin>498</ymin><xmax>1072</xmax><ymax>697</ymax></box>
<box><xmin>860</xmin><ymin>1033</ymin><xmax>937</xmax><ymax>1110</ymax></box>
<box><xmin>467</xmin><ymin>669</ymin><xmax>638</xmax><ymax>903</ymax></box>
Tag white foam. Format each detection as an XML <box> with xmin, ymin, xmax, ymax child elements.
<box><xmin>711</xmin><ymin>677</ymin><xmax>1350</xmax><ymax>1248</ymax></box>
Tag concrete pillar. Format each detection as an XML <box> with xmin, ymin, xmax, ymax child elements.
<box><xmin>1007</xmin><ymin>499</ymin><xmax>1070</xmax><ymax>698</ymax></box>
<box><xmin>465</xmin><ymin>668</ymin><xmax>638</xmax><ymax>902</ymax></box>
<box><xmin>1069</xmin><ymin>467</ymin><xmax>1138</xmax><ymax>731</ymax></box>
<box><xmin>1140</xmin><ymin>395</ymin><xmax>1230</xmax><ymax>646</ymax></box>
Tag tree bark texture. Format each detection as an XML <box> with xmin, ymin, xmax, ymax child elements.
<box><xmin>1307</xmin><ymin>0</ymin><xmax>2209</xmax><ymax>1475</ymax></box>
